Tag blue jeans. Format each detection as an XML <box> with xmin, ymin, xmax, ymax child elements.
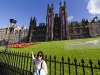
<box><xmin>34</xmin><ymin>69</ymin><xmax>46</xmax><ymax>75</ymax></box>
<box><xmin>34</xmin><ymin>70</ymin><xmax>40</xmax><ymax>75</ymax></box>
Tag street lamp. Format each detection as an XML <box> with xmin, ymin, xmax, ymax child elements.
<box><xmin>5</xmin><ymin>19</ymin><xmax>17</xmax><ymax>52</ymax></box>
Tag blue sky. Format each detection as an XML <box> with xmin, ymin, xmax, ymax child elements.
<box><xmin>0</xmin><ymin>0</ymin><xmax>100</xmax><ymax>29</ymax></box>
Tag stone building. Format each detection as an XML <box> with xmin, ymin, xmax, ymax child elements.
<box><xmin>0</xmin><ymin>1</ymin><xmax>100</xmax><ymax>46</ymax></box>
<box><xmin>27</xmin><ymin>1</ymin><xmax>100</xmax><ymax>42</ymax></box>
<box><xmin>28</xmin><ymin>17</ymin><xmax>46</xmax><ymax>42</ymax></box>
<box><xmin>68</xmin><ymin>16</ymin><xmax>100</xmax><ymax>39</ymax></box>
<box><xmin>46</xmin><ymin>1</ymin><xmax>70</xmax><ymax>41</ymax></box>
<box><xmin>0</xmin><ymin>25</ymin><xmax>28</xmax><ymax>45</ymax></box>
<box><xmin>45</xmin><ymin>1</ymin><xmax>100</xmax><ymax>41</ymax></box>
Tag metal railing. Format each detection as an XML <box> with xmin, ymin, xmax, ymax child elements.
<box><xmin>0</xmin><ymin>51</ymin><xmax>100</xmax><ymax>75</ymax></box>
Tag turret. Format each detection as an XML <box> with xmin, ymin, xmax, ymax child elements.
<box><xmin>33</xmin><ymin>16</ymin><xmax>36</xmax><ymax>21</ymax></box>
<box><xmin>47</xmin><ymin>3</ymin><xmax>49</xmax><ymax>8</ymax></box>
<box><xmin>59</xmin><ymin>1</ymin><xmax>70</xmax><ymax>40</ymax></box>
<box><xmin>46</xmin><ymin>3</ymin><xmax>54</xmax><ymax>41</ymax></box>
<box><xmin>64</xmin><ymin>1</ymin><xmax>66</xmax><ymax>6</ymax></box>
<box><xmin>30</xmin><ymin>16</ymin><xmax>32</xmax><ymax>22</ymax></box>
<box><xmin>51</xmin><ymin>3</ymin><xmax>54</xmax><ymax>8</ymax></box>
<box><xmin>59</xmin><ymin>1</ymin><xmax>61</xmax><ymax>6</ymax></box>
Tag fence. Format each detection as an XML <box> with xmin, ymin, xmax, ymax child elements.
<box><xmin>0</xmin><ymin>51</ymin><xmax>100</xmax><ymax>75</ymax></box>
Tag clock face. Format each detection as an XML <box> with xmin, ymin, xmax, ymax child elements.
<box><xmin>55</xmin><ymin>25</ymin><xmax>58</xmax><ymax>29</ymax></box>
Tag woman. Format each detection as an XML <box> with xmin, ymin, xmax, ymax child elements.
<box><xmin>31</xmin><ymin>51</ymin><xmax>48</xmax><ymax>75</ymax></box>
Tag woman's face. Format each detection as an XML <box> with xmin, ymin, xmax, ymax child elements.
<box><xmin>37</xmin><ymin>53</ymin><xmax>42</xmax><ymax>61</ymax></box>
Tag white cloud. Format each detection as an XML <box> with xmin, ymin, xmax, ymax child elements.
<box><xmin>87</xmin><ymin>0</ymin><xmax>100</xmax><ymax>15</ymax></box>
<box><xmin>68</xmin><ymin>16</ymin><xmax>74</xmax><ymax>21</ymax></box>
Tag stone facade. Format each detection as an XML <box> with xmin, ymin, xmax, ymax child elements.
<box><xmin>45</xmin><ymin>1</ymin><xmax>100</xmax><ymax>41</ymax></box>
<box><xmin>28</xmin><ymin>17</ymin><xmax>46</xmax><ymax>42</ymax></box>
<box><xmin>0</xmin><ymin>25</ymin><xmax>28</xmax><ymax>45</ymax></box>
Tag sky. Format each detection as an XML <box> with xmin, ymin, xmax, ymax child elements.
<box><xmin>0</xmin><ymin>0</ymin><xmax>100</xmax><ymax>29</ymax></box>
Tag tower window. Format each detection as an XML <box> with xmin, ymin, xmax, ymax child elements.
<box><xmin>70</xmin><ymin>30</ymin><xmax>74</xmax><ymax>34</ymax></box>
<box><xmin>55</xmin><ymin>31</ymin><xmax>58</xmax><ymax>35</ymax></box>
<box><xmin>76</xmin><ymin>29</ymin><xmax>80</xmax><ymax>34</ymax></box>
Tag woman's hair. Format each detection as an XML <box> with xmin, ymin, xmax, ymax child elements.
<box><xmin>37</xmin><ymin>51</ymin><xmax>44</xmax><ymax>60</ymax></box>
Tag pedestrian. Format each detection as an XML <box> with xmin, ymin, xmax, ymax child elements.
<box><xmin>31</xmin><ymin>51</ymin><xmax>48</xmax><ymax>75</ymax></box>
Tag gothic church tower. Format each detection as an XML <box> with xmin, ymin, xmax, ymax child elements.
<box><xmin>59</xmin><ymin>1</ymin><xmax>70</xmax><ymax>40</ymax></box>
<box><xmin>46</xmin><ymin>3</ymin><xmax>54</xmax><ymax>41</ymax></box>
<box><xmin>28</xmin><ymin>16</ymin><xmax>37</xmax><ymax>42</ymax></box>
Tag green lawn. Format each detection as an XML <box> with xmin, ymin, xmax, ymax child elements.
<box><xmin>0</xmin><ymin>37</ymin><xmax>100</xmax><ymax>64</ymax></box>
<box><xmin>0</xmin><ymin>37</ymin><xmax>100</xmax><ymax>75</ymax></box>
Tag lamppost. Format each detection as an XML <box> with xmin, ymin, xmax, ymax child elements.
<box><xmin>5</xmin><ymin>19</ymin><xmax>17</xmax><ymax>52</ymax></box>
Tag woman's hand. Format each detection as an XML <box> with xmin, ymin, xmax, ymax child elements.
<box><xmin>31</xmin><ymin>52</ymin><xmax>36</xmax><ymax>60</ymax></box>
<box><xmin>31</xmin><ymin>52</ymin><xmax>34</xmax><ymax>55</ymax></box>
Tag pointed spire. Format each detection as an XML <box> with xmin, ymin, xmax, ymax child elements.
<box><xmin>30</xmin><ymin>16</ymin><xmax>32</xmax><ymax>21</ymax></box>
<box><xmin>59</xmin><ymin>1</ymin><xmax>61</xmax><ymax>6</ymax></box>
<box><xmin>33</xmin><ymin>16</ymin><xmax>35</xmax><ymax>21</ymax></box>
<box><xmin>51</xmin><ymin>3</ymin><xmax>53</xmax><ymax>8</ymax></box>
<box><xmin>47</xmin><ymin>3</ymin><xmax>49</xmax><ymax>8</ymax></box>
<box><xmin>35</xmin><ymin>18</ymin><xmax>37</xmax><ymax>21</ymax></box>
<box><xmin>64</xmin><ymin>0</ymin><xmax>66</xmax><ymax>6</ymax></box>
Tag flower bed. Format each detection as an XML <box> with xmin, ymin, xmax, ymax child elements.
<box><xmin>9</xmin><ymin>42</ymin><xmax>40</xmax><ymax>48</ymax></box>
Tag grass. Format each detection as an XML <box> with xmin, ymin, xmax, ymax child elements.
<box><xmin>0</xmin><ymin>37</ymin><xmax>100</xmax><ymax>75</ymax></box>
<box><xmin>0</xmin><ymin>37</ymin><xmax>100</xmax><ymax>64</ymax></box>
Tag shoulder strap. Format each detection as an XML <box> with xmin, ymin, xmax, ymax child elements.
<box><xmin>39</xmin><ymin>61</ymin><xmax>44</xmax><ymax>74</ymax></box>
<box><xmin>41</xmin><ymin>61</ymin><xmax>43</xmax><ymax>69</ymax></box>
